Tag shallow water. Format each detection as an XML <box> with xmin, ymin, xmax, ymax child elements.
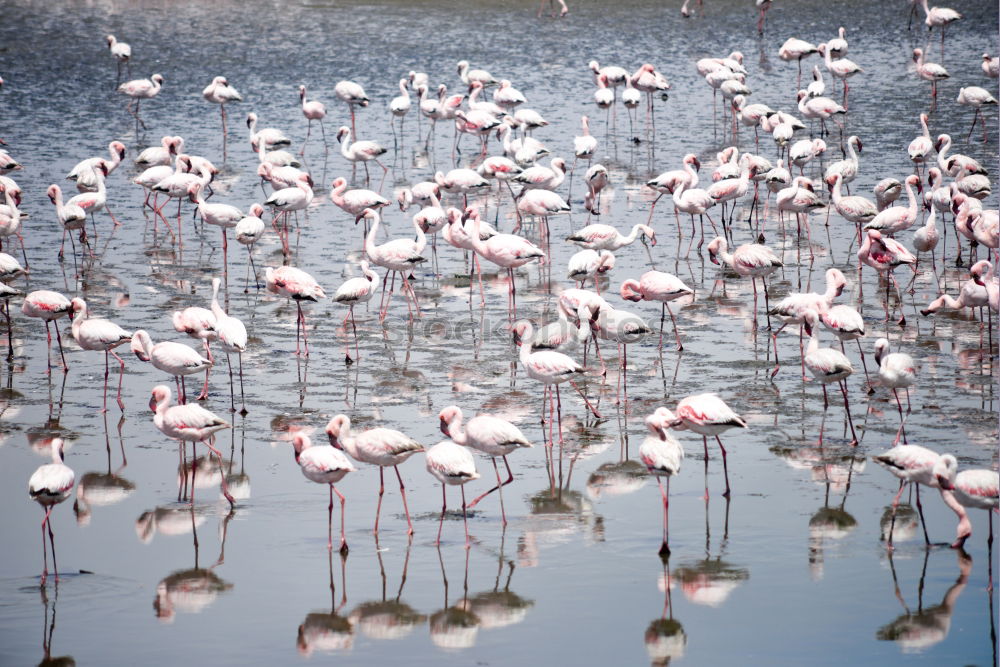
<box><xmin>0</xmin><ymin>0</ymin><xmax>998</xmax><ymax>665</ymax></box>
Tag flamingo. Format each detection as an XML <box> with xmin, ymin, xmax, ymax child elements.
<box><xmin>438</xmin><ymin>405</ymin><xmax>532</xmax><ymax>524</ymax></box>
<box><xmin>325</xmin><ymin>414</ymin><xmax>424</xmax><ymax>536</ymax></box>
<box><xmin>234</xmin><ymin>204</ymin><xmax>266</xmax><ymax>291</ymax></box>
<box><xmin>823</xmin><ymin>135</ymin><xmax>862</xmax><ymax>188</ymax></box>
<box><xmin>246</xmin><ymin>112</ymin><xmax>291</xmax><ymax>152</ymax></box>
<box><xmin>333</xmin><ymin>260</ymin><xmax>380</xmax><ymax>363</ymax></box>
<box><xmin>328</xmin><ymin>176</ymin><xmax>389</xmax><ymax>225</ymax></box>
<box><xmin>912</xmin><ymin>48</ymin><xmax>949</xmax><ymax>108</ymax></box>
<box><xmin>873</xmin><ymin>444</ymin><xmax>948</xmax><ymax>547</ymax></box>
<box><xmin>64</xmin><ymin>162</ymin><xmax>119</xmax><ymax>237</ymax></box>
<box><xmin>829</xmin><ymin>172</ymin><xmax>878</xmax><ymax>233</ymax></box>
<box><xmin>706</xmin><ymin>236</ymin><xmax>782</xmax><ymax>327</ymax></box>
<box><xmin>67</xmin><ymin>141</ymin><xmax>126</xmax><ymax>192</ymax></box>
<box><xmin>874</xmin><ymin>337</ymin><xmax>918</xmax><ymax>444</ymax></box>
<box><xmin>568</xmin><ymin>249</ymin><xmax>615</xmax><ymax>293</ymax></box>
<box><xmin>511</xmin><ymin>157</ymin><xmax>567</xmax><ymax>192</ymax></box>
<box><xmin>210</xmin><ymin>277</ymin><xmax>249</xmax><ymax>414</ymax></box>
<box><xmin>188</xmin><ymin>181</ymin><xmax>242</xmax><ymax>279</ymax></box>
<box><xmin>105</xmin><ymin>35</ymin><xmax>131</xmax><ymax>85</ymax></box>
<box><xmin>639</xmin><ymin>407</ymin><xmax>684</xmax><ymax>555</ymax></box>
<box><xmin>827</xmin><ymin>27</ymin><xmax>849</xmax><ymax>57</ymax></box>
<box><xmin>818</xmin><ymin>43</ymin><xmax>862</xmax><ymax>109</ymax></box>
<box><xmin>28</xmin><ymin>437</ymin><xmax>74</xmax><ymax>584</ymax></box>
<box><xmin>807</xmin><ymin>66</ymin><xmax>826</xmax><ymax>98</ymax></box>
<box><xmin>149</xmin><ymin>384</ymin><xmax>235</xmax><ymax>507</ymax></box>
<box><xmin>131</xmin><ymin>330</ymin><xmax>212</xmax><ymax>404</ymax></box>
<box><xmin>0</xmin><ymin>188</ymin><xmax>25</xmax><ymax>267</ymax></box>
<box><xmin>434</xmin><ymin>168</ymin><xmax>491</xmax><ymax>205</ymax></box>
<box><xmin>797</xmin><ymin>90</ymin><xmax>846</xmax><ymax>137</ymax></box>
<box><xmin>265</xmin><ymin>266</ymin><xmax>325</xmax><ymax>356</ymax></box>
<box><xmin>672</xmin><ymin>180</ymin><xmax>717</xmax><ymax>252</ymax></box>
<box><xmin>0</xmin><ymin>277</ymin><xmax>19</xmax><ymax>359</ymax></box>
<box><xmin>511</xmin><ymin>320</ymin><xmax>601</xmax><ymax>443</ymax></box>
<box><xmin>935</xmin><ymin>459</ymin><xmax>999</xmax><ymax>552</ymax></box>
<box><xmin>912</xmin><ymin>205</ymin><xmax>940</xmax><ymax>273</ymax></box>
<box><xmin>630</xmin><ymin>63</ymin><xmax>671</xmax><ymax>131</ymax></box>
<box><xmin>291</xmin><ymin>433</ymin><xmax>356</xmax><ymax>554</ymax></box>
<box><xmin>767</xmin><ymin>268</ymin><xmax>848</xmax><ymax>378</ymax></box>
<box><xmin>334</xmin><ymin>79</ymin><xmax>369</xmax><ymax>139</ymax></box>
<box><xmin>586</xmin><ymin>305</ymin><xmax>653</xmax><ymax>401</ymax></box>
<box><xmin>70</xmin><ymin>298</ymin><xmax>131</xmax><ymax>412</ymax></box>
<box><xmin>388</xmin><ymin>78</ymin><xmax>411</xmax><ymax>151</ymax></box>
<box><xmin>47</xmin><ymin>184</ymin><xmax>88</xmax><ymax>260</ymax></box>
<box><xmin>457</xmin><ymin>60</ymin><xmax>497</xmax><ymax>90</ymax></box>
<box><xmin>665</xmin><ymin>393</ymin><xmax>746</xmax><ymax>498</ymax></box>
<box><xmin>620</xmin><ymin>271</ymin><xmax>694</xmax><ymax>350</ymax></box>
<box><xmin>152</xmin><ymin>156</ymin><xmax>211</xmax><ymax>243</ymax></box>
<box><xmin>706</xmin><ymin>163</ymin><xmax>756</xmax><ymax>227</ymax></box>
<box><xmin>264</xmin><ymin>172</ymin><xmax>314</xmax><ymax>255</ymax></box>
<box><xmin>493</xmin><ymin>79</ymin><xmax>527</xmax><ymax>109</ymax></box>
<box><xmin>920</xmin><ymin>263</ymin><xmax>989</xmax><ymax>316</ymax></box>
<box><xmin>516</xmin><ymin>190</ymin><xmax>570</xmax><ymax>230</ymax></box>
<box><xmin>467</xmin><ymin>207</ymin><xmax>545</xmax><ymax>314</ymax></box>
<box><xmin>984</xmin><ymin>53</ymin><xmax>1000</xmax><ymax>79</ymax></box>
<box><xmin>908</xmin><ymin>113</ymin><xmax>933</xmax><ymax>175</ymax></box>
<box><xmin>820</xmin><ymin>304</ymin><xmax>872</xmax><ymax>385</ymax></box>
<box><xmin>117</xmin><ymin>73</ymin><xmax>164</xmax><ymax>130</ymax></box>
<box><xmin>802</xmin><ymin>309</ymin><xmax>858</xmax><ymax>444</ymax></box>
<box><xmin>336</xmin><ymin>126</ymin><xmax>387</xmax><ymax>183</ymax></box>
<box><xmin>425</xmin><ymin>440</ymin><xmax>479</xmax><ymax>547</ymax></box>
<box><xmin>361</xmin><ymin>207</ymin><xmax>426</xmax><ymax>321</ymax></box>
<box><xmin>135</xmin><ymin>135</ymin><xmax>180</xmax><ymax>167</ymax></box>
<box><xmin>298</xmin><ymin>84</ymin><xmax>328</xmax><ymax>156</ymax></box>
<box><xmin>645</xmin><ymin>154</ymin><xmax>700</xmax><ymax>226</ymax></box>
<box><xmin>566</xmin><ymin>223</ymin><xmax>656</xmax><ymax>251</ymax></box>
<box><xmin>858</xmin><ymin>229</ymin><xmax>916</xmax><ymax>324</ymax></box>
<box><xmin>202</xmin><ymin>76</ymin><xmax>242</xmax><ymax>160</ymax></box>
<box><xmin>779</xmin><ymin>38</ymin><xmax>820</xmax><ymax>90</ymax></box>
<box><xmin>171</xmin><ymin>306</ymin><xmax>217</xmax><ymax>400</ymax></box>
<box><xmin>956</xmin><ymin>86</ymin><xmax>998</xmax><ymax>143</ymax></box>
<box><xmin>934</xmin><ymin>133</ymin><xmax>987</xmax><ymax>177</ymax></box>
<box><xmin>874</xmin><ymin>178</ymin><xmax>903</xmax><ymax>211</ymax></box>
<box><xmin>919</xmin><ymin>0</ymin><xmax>961</xmax><ymax>55</ymax></box>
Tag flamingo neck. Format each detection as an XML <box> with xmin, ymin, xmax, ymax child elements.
<box><xmin>447</xmin><ymin>412</ymin><xmax>467</xmax><ymax>445</ymax></box>
<box><xmin>903</xmin><ymin>181</ymin><xmax>917</xmax><ymax>215</ymax></box>
<box><xmin>518</xmin><ymin>325</ymin><xmax>534</xmax><ymax>364</ymax></box>
<box><xmin>364</xmin><ymin>212</ymin><xmax>381</xmax><ymax>259</ymax></box>
<box><xmin>340</xmin><ymin>130</ymin><xmax>353</xmax><ymax>160</ymax></box>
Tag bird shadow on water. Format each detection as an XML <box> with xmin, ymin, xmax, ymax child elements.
<box><xmin>295</xmin><ymin>550</ymin><xmax>352</xmax><ymax>657</ymax></box>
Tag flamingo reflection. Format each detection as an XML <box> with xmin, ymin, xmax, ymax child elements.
<box><xmin>876</xmin><ymin>548</ymin><xmax>970</xmax><ymax>653</ymax></box>
<box><xmin>152</xmin><ymin>511</ymin><xmax>235</xmax><ymax>622</ymax></box>
<box><xmin>646</xmin><ymin>556</ymin><xmax>687</xmax><ymax>666</ymax></box>
<box><xmin>461</xmin><ymin>530</ymin><xmax>534</xmax><ymax>630</ymax></box>
<box><xmin>674</xmin><ymin>497</ymin><xmax>749</xmax><ymax>607</ymax></box>
<box><xmin>348</xmin><ymin>538</ymin><xmax>425</xmax><ymax>640</ymax></box>
<box><xmin>430</xmin><ymin>547</ymin><xmax>480</xmax><ymax>650</ymax></box>
<box><xmin>38</xmin><ymin>586</ymin><xmax>74</xmax><ymax>667</ymax></box>
<box><xmin>297</xmin><ymin>551</ymin><xmax>353</xmax><ymax>656</ymax></box>
<box><xmin>74</xmin><ymin>414</ymin><xmax>134</xmax><ymax>525</ymax></box>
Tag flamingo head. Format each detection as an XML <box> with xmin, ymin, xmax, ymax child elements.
<box><xmin>336</xmin><ymin>126</ymin><xmax>350</xmax><ymax>143</ymax></box>
<box><xmin>291</xmin><ymin>433</ymin><xmax>312</xmax><ymax>459</ymax></box>
<box><xmin>105</xmin><ymin>35</ymin><xmax>115</xmax><ymax>47</ymax></box>
<box><xmin>912</xmin><ymin>48</ymin><xmax>922</xmax><ymax>63</ymax></box>
<box><xmin>934</xmin><ymin>454</ymin><xmax>958</xmax><ymax>491</ymax></box>
<box><xmin>619</xmin><ymin>279</ymin><xmax>643</xmax><ymax>302</ymax></box>
<box><xmin>970</xmin><ymin>260</ymin><xmax>990</xmax><ymax>286</ymax></box>
<box><xmin>510</xmin><ymin>320</ymin><xmax>532</xmax><ymax>346</ymax></box>
<box><xmin>324</xmin><ymin>415</ymin><xmax>349</xmax><ymax>449</ymax></box>
<box><xmin>246</xmin><ymin>112</ymin><xmax>257</xmax><ymax>129</ymax></box>
<box><xmin>588</xmin><ymin>60</ymin><xmax>600</xmax><ymax>73</ymax></box>
<box><xmin>46</xmin><ymin>184</ymin><xmax>60</xmax><ymax>205</ymax></box>
<box><xmin>873</xmin><ymin>337</ymin><xmax>890</xmax><ymax>365</ymax></box>
<box><xmin>149</xmin><ymin>385</ymin><xmax>170</xmax><ymax>413</ymax></box>
<box><xmin>686</xmin><ymin>154</ymin><xmax>701</xmax><ymax>171</ymax></box>
<box><xmin>905</xmin><ymin>174</ymin><xmax>922</xmax><ymax>194</ymax></box>
<box><xmin>438</xmin><ymin>406</ymin><xmax>460</xmax><ymax>437</ymax></box>
<box><xmin>706</xmin><ymin>236</ymin><xmax>726</xmax><ymax>264</ymax></box>
<box><xmin>646</xmin><ymin>407</ymin><xmax>677</xmax><ymax>439</ymax></box>
<box><xmin>186</xmin><ymin>182</ymin><xmax>201</xmax><ymax>201</ymax></box>
<box><xmin>852</xmin><ymin>136</ymin><xmax>863</xmax><ymax>152</ymax></box>
<box><xmin>152</xmin><ymin>74</ymin><xmax>164</xmax><ymax>85</ymax></box>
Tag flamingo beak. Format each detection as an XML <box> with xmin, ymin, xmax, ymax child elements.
<box><xmin>148</xmin><ymin>395</ymin><xmax>157</xmax><ymax>412</ymax></box>
<box><xmin>937</xmin><ymin>475</ymin><xmax>954</xmax><ymax>491</ymax></box>
<box><xmin>709</xmin><ymin>250</ymin><xmax>720</xmax><ymax>265</ymax></box>
<box><xmin>439</xmin><ymin>419</ymin><xmax>450</xmax><ymax>437</ymax></box>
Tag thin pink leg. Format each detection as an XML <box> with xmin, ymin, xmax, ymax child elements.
<box><xmin>395</xmin><ymin>465</ymin><xmax>415</xmax><ymax>536</ymax></box>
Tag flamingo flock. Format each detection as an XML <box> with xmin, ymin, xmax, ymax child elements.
<box><xmin>3</xmin><ymin>9</ymin><xmax>996</xmax><ymax>661</ymax></box>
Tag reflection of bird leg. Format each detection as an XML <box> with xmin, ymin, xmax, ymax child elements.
<box><xmin>887</xmin><ymin>550</ymin><xmax>911</xmax><ymax>613</ymax></box>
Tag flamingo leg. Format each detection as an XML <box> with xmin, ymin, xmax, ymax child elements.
<box><xmin>716</xmin><ymin>436</ymin><xmax>731</xmax><ymax>498</ymax></box>
<box><xmin>374</xmin><ymin>467</ymin><xmax>385</xmax><ymax>534</ymax></box>
<box><xmin>461</xmin><ymin>485</ymin><xmax>471</xmax><ymax>549</ymax></box>
<box><xmin>915</xmin><ymin>483</ymin><xmax>931</xmax><ymax>545</ymax></box>
<box><xmin>887</xmin><ymin>479</ymin><xmax>906</xmax><ymax>549</ymax></box>
<box><xmin>394</xmin><ymin>465</ymin><xmax>415</xmax><ymax>536</ymax></box>
<box><xmin>468</xmin><ymin>456</ymin><xmax>514</xmax><ymax>508</ymax></box>
<box><xmin>333</xmin><ymin>485</ymin><xmax>348</xmax><ymax>554</ymax></box>
<box><xmin>658</xmin><ymin>477</ymin><xmax>671</xmax><ymax>555</ymax></box>
<box><xmin>436</xmin><ymin>484</ymin><xmax>446</xmax><ymax>545</ymax></box>
<box><xmin>839</xmin><ymin>380</ymin><xmax>858</xmax><ymax>445</ymax></box>
<box><xmin>203</xmin><ymin>437</ymin><xmax>236</xmax><ymax>508</ymax></box>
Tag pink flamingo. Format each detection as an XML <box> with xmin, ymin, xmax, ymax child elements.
<box><xmin>150</xmin><ymin>384</ymin><xmax>235</xmax><ymax>508</ymax></box>
<box><xmin>106</xmin><ymin>35</ymin><xmax>131</xmax><ymax>84</ymax></box>
<box><xmin>666</xmin><ymin>393</ymin><xmax>746</xmax><ymax>498</ymax></box>
<box><xmin>291</xmin><ymin>433</ymin><xmax>356</xmax><ymax>553</ymax></box>
<box><xmin>639</xmin><ymin>407</ymin><xmax>684</xmax><ymax>555</ymax></box>
<box><xmin>438</xmin><ymin>405</ymin><xmax>533</xmax><ymax>524</ymax></box>
<box><xmin>707</xmin><ymin>236</ymin><xmax>782</xmax><ymax>327</ymax></box>
<box><xmin>874</xmin><ymin>337</ymin><xmax>918</xmax><ymax>444</ymax></box>
<box><xmin>672</xmin><ymin>181</ymin><xmax>717</xmax><ymax>252</ymax></box>
<box><xmin>265</xmin><ymin>265</ymin><xmax>325</xmax><ymax>356</ymax></box>
<box><xmin>210</xmin><ymin>278</ymin><xmax>248</xmax><ymax>414</ymax></box>
<box><xmin>28</xmin><ymin>437</ymin><xmax>74</xmax><ymax>585</ymax></box>
<box><xmin>568</xmin><ymin>249</ymin><xmax>615</xmax><ymax>293</ymax></box>
<box><xmin>908</xmin><ymin>113</ymin><xmax>933</xmax><ymax>175</ymax></box>
<box><xmin>858</xmin><ymin>229</ymin><xmax>916</xmax><ymax>325</ymax></box>
<box><xmin>325</xmin><ymin>414</ymin><xmax>425</xmax><ymax>535</ymax></box>
<box><xmin>334</xmin><ymin>79</ymin><xmax>369</xmax><ymax>139</ymax></box>
<box><xmin>956</xmin><ymin>86</ymin><xmax>998</xmax><ymax>143</ymax></box>
<box><xmin>362</xmin><ymin>207</ymin><xmax>426</xmax><ymax>321</ymax></box>
<box><xmin>329</xmin><ymin>176</ymin><xmax>389</xmax><ymax>224</ymax></box>
<box><xmin>935</xmin><ymin>460</ymin><xmax>999</xmax><ymax>553</ymax></box>
<box><xmin>426</xmin><ymin>439</ymin><xmax>480</xmax><ymax>547</ymax></box>
<box><xmin>388</xmin><ymin>78</ymin><xmax>411</xmax><ymax>152</ymax></box>
<box><xmin>467</xmin><ymin>209</ymin><xmax>545</xmax><ymax>315</ymax></box>
<box><xmin>434</xmin><ymin>168</ymin><xmax>491</xmax><ymax>206</ymax></box>
<box><xmin>333</xmin><ymin>260</ymin><xmax>380</xmax><ymax>364</ymax></box>
<box><xmin>516</xmin><ymin>189</ymin><xmax>570</xmax><ymax>232</ymax></box>
<box><xmin>70</xmin><ymin>298</ymin><xmax>131</xmax><ymax>412</ymax></box>
<box><xmin>67</xmin><ymin>141</ymin><xmax>126</xmax><ymax>192</ymax></box>
<box><xmin>234</xmin><ymin>204</ymin><xmax>266</xmax><ymax>290</ymax></box>
<box><xmin>246</xmin><ymin>112</ymin><xmax>291</xmax><ymax>152</ymax></box>
<box><xmin>645</xmin><ymin>154</ymin><xmax>700</xmax><ymax>226</ymax></box>
<box><xmin>912</xmin><ymin>48</ymin><xmax>949</xmax><ymax>109</ymax></box>
<box><xmin>264</xmin><ymin>172</ymin><xmax>313</xmax><ymax>255</ymax></box>
<box><xmin>820</xmin><ymin>304</ymin><xmax>872</xmax><ymax>386</ymax></box>
<box><xmin>919</xmin><ymin>0</ymin><xmax>961</xmax><ymax>55</ymax></box>
<box><xmin>66</xmin><ymin>162</ymin><xmax>119</xmax><ymax>230</ymax></box>
<box><xmin>767</xmin><ymin>268</ymin><xmax>847</xmax><ymax>379</ymax></box>
<box><xmin>202</xmin><ymin>76</ymin><xmax>242</xmax><ymax>160</ymax></box>
<box><xmin>828</xmin><ymin>172</ymin><xmax>877</xmax><ymax>232</ymax></box>
<box><xmin>797</xmin><ymin>91</ymin><xmax>846</xmax><ymax>137</ymax></box>
<box><xmin>512</xmin><ymin>320</ymin><xmax>601</xmax><ymax>444</ymax></box>
<box><xmin>337</xmin><ymin>126</ymin><xmax>386</xmax><ymax>183</ymax></box>
<box><xmin>298</xmin><ymin>84</ymin><xmax>327</xmax><ymax>156</ymax></box>
<box><xmin>912</xmin><ymin>205</ymin><xmax>940</xmax><ymax>274</ymax></box>
<box><xmin>566</xmin><ymin>223</ymin><xmax>656</xmax><ymax>251</ymax></box>
<box><xmin>189</xmin><ymin>181</ymin><xmax>242</xmax><ymax>279</ymax></box>
<box><xmin>131</xmin><ymin>330</ymin><xmax>212</xmax><ymax>404</ymax></box>
<box><xmin>873</xmin><ymin>444</ymin><xmax>948</xmax><ymax>548</ymax></box>
<box><xmin>779</xmin><ymin>38</ymin><xmax>819</xmax><ymax>89</ymax></box>
<box><xmin>620</xmin><ymin>271</ymin><xmax>694</xmax><ymax>350</ymax></box>
<box><xmin>135</xmin><ymin>135</ymin><xmax>179</xmax><ymax>167</ymax></box>
<box><xmin>511</xmin><ymin>157</ymin><xmax>567</xmax><ymax>192</ymax></box>
<box><xmin>818</xmin><ymin>43</ymin><xmax>861</xmax><ymax>109</ymax></box>
<box><xmin>171</xmin><ymin>306</ymin><xmax>217</xmax><ymax>400</ymax></box>
<box><xmin>47</xmin><ymin>184</ymin><xmax>88</xmax><ymax>261</ymax></box>
<box><xmin>117</xmin><ymin>73</ymin><xmax>164</xmax><ymax>130</ymax></box>
<box><xmin>802</xmin><ymin>309</ymin><xmax>858</xmax><ymax>444</ymax></box>
<box><xmin>585</xmin><ymin>306</ymin><xmax>652</xmax><ymax>403</ymax></box>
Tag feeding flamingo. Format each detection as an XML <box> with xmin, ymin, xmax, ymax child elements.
<box><xmin>873</xmin><ymin>444</ymin><xmax>949</xmax><ymax>548</ymax></box>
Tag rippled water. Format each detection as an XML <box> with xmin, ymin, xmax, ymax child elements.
<box><xmin>0</xmin><ymin>0</ymin><xmax>997</xmax><ymax>665</ymax></box>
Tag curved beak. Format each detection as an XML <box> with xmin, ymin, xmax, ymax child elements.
<box><xmin>439</xmin><ymin>418</ymin><xmax>450</xmax><ymax>437</ymax></box>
